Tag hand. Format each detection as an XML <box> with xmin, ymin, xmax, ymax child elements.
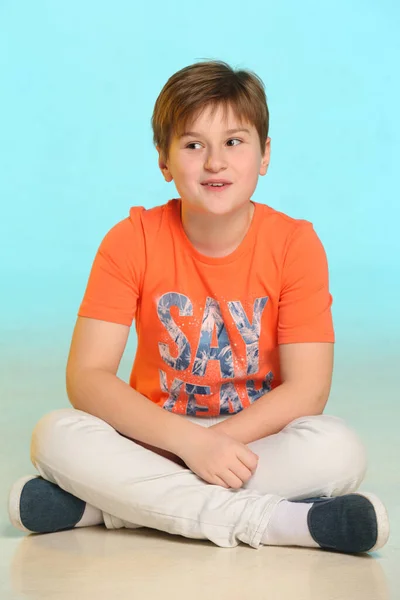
<box><xmin>177</xmin><ymin>426</ymin><xmax>259</xmax><ymax>489</ymax></box>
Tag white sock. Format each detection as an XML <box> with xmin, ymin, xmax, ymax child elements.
<box><xmin>75</xmin><ymin>502</ymin><xmax>104</xmax><ymax>527</ymax></box>
<box><xmin>262</xmin><ymin>500</ymin><xmax>320</xmax><ymax>548</ymax></box>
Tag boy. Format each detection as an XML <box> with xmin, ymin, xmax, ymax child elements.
<box><xmin>8</xmin><ymin>60</ymin><xmax>389</xmax><ymax>552</ymax></box>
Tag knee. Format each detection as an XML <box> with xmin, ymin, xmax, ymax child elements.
<box><xmin>290</xmin><ymin>415</ymin><xmax>368</xmax><ymax>492</ymax></box>
<box><xmin>30</xmin><ymin>408</ymin><xmax>89</xmax><ymax>467</ymax></box>
<box><xmin>327</xmin><ymin>417</ymin><xmax>367</xmax><ymax>484</ymax></box>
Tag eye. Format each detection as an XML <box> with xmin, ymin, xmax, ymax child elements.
<box><xmin>186</xmin><ymin>142</ymin><xmax>202</xmax><ymax>150</ymax></box>
<box><xmin>227</xmin><ymin>138</ymin><xmax>242</xmax><ymax>146</ymax></box>
<box><xmin>185</xmin><ymin>138</ymin><xmax>242</xmax><ymax>150</ymax></box>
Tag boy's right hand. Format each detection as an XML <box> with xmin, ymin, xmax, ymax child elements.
<box><xmin>177</xmin><ymin>427</ymin><xmax>259</xmax><ymax>489</ymax></box>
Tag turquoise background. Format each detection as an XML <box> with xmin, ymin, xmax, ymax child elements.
<box><xmin>1</xmin><ymin>5</ymin><xmax>399</xmax><ymax>593</ymax></box>
<box><xmin>1</xmin><ymin>2</ymin><xmax>399</xmax><ymax>427</ymax></box>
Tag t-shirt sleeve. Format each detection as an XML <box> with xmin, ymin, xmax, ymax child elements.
<box><xmin>77</xmin><ymin>209</ymin><xmax>145</xmax><ymax>326</ymax></box>
<box><xmin>278</xmin><ymin>221</ymin><xmax>335</xmax><ymax>344</ymax></box>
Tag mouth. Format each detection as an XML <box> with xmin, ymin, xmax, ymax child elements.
<box><xmin>201</xmin><ymin>183</ymin><xmax>232</xmax><ymax>192</ymax></box>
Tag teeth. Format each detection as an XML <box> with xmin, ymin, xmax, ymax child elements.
<box><xmin>208</xmin><ymin>183</ymin><xmax>224</xmax><ymax>186</ymax></box>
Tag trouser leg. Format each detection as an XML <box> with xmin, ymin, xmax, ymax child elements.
<box><xmin>242</xmin><ymin>414</ymin><xmax>367</xmax><ymax>499</ymax></box>
<box><xmin>30</xmin><ymin>408</ymin><xmax>281</xmax><ymax>548</ymax></box>
<box><xmin>30</xmin><ymin>409</ymin><xmax>367</xmax><ymax>548</ymax></box>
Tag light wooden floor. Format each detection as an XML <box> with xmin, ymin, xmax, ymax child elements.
<box><xmin>1</xmin><ymin>336</ymin><xmax>399</xmax><ymax>599</ymax></box>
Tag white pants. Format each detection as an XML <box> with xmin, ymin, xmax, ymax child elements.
<box><xmin>30</xmin><ymin>409</ymin><xmax>367</xmax><ymax>548</ymax></box>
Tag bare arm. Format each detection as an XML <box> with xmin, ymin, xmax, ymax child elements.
<box><xmin>66</xmin><ymin>317</ymin><xmax>203</xmax><ymax>458</ymax></box>
<box><xmin>211</xmin><ymin>342</ymin><xmax>334</xmax><ymax>444</ymax></box>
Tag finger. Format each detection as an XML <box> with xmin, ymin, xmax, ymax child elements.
<box><xmin>237</xmin><ymin>455</ymin><xmax>258</xmax><ymax>475</ymax></box>
<box><xmin>238</xmin><ymin>448</ymin><xmax>259</xmax><ymax>472</ymax></box>
<box><xmin>223</xmin><ymin>469</ymin><xmax>244</xmax><ymax>489</ymax></box>
<box><xmin>232</xmin><ymin>462</ymin><xmax>254</xmax><ymax>483</ymax></box>
<box><xmin>213</xmin><ymin>475</ymin><xmax>230</xmax><ymax>489</ymax></box>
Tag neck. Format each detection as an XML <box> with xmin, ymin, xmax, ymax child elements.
<box><xmin>180</xmin><ymin>200</ymin><xmax>255</xmax><ymax>258</ymax></box>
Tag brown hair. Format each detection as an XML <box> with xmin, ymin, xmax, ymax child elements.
<box><xmin>151</xmin><ymin>60</ymin><xmax>269</xmax><ymax>163</ymax></box>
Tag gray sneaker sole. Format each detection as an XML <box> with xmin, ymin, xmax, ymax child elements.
<box><xmin>8</xmin><ymin>475</ymin><xmax>86</xmax><ymax>534</ymax></box>
<box><xmin>307</xmin><ymin>492</ymin><xmax>389</xmax><ymax>553</ymax></box>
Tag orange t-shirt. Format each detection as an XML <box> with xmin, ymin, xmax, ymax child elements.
<box><xmin>78</xmin><ymin>198</ymin><xmax>335</xmax><ymax>417</ymax></box>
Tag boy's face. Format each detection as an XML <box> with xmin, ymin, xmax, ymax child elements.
<box><xmin>157</xmin><ymin>103</ymin><xmax>270</xmax><ymax>216</ymax></box>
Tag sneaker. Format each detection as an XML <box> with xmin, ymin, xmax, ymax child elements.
<box><xmin>8</xmin><ymin>475</ymin><xmax>87</xmax><ymax>534</ymax></box>
<box><xmin>294</xmin><ymin>492</ymin><xmax>390</xmax><ymax>553</ymax></box>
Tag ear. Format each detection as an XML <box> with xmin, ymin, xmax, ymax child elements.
<box><xmin>259</xmin><ymin>137</ymin><xmax>271</xmax><ymax>176</ymax></box>
<box><xmin>156</xmin><ymin>146</ymin><xmax>173</xmax><ymax>182</ymax></box>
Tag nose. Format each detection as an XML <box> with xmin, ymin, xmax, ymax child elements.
<box><xmin>204</xmin><ymin>146</ymin><xmax>227</xmax><ymax>172</ymax></box>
